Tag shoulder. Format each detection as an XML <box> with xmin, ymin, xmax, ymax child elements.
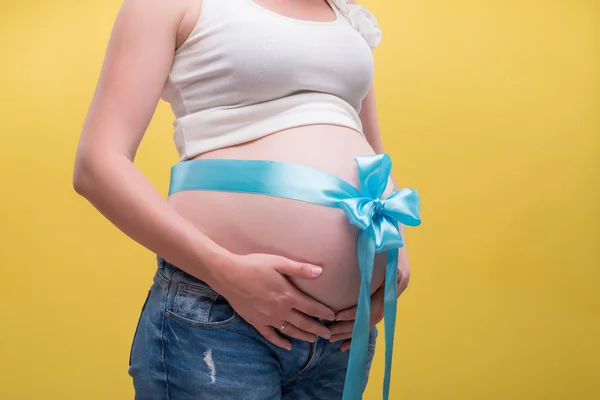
<box><xmin>115</xmin><ymin>0</ymin><xmax>189</xmax><ymax>37</ymax></box>
<box><xmin>176</xmin><ymin>0</ymin><xmax>204</xmax><ymax>50</ymax></box>
<box><xmin>119</xmin><ymin>0</ymin><xmax>188</xmax><ymax>21</ymax></box>
<box><xmin>119</xmin><ymin>0</ymin><xmax>201</xmax><ymax>50</ymax></box>
<box><xmin>332</xmin><ymin>0</ymin><xmax>382</xmax><ymax>49</ymax></box>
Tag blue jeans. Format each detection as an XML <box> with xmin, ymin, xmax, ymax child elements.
<box><xmin>129</xmin><ymin>257</ymin><xmax>378</xmax><ymax>400</ymax></box>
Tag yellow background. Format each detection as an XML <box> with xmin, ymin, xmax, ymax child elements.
<box><xmin>1</xmin><ymin>0</ymin><xmax>598</xmax><ymax>399</ymax></box>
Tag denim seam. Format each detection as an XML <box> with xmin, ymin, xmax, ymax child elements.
<box><xmin>155</xmin><ymin>269</ymin><xmax>169</xmax><ymax>289</ymax></box>
<box><xmin>164</xmin><ymin>310</ymin><xmax>238</xmax><ymax>329</ymax></box>
<box><xmin>159</xmin><ymin>269</ymin><xmax>173</xmax><ymax>400</ymax></box>
<box><xmin>287</xmin><ymin>329</ymin><xmax>378</xmax><ymax>384</ymax></box>
<box><xmin>177</xmin><ymin>282</ymin><xmax>219</xmax><ymax>299</ymax></box>
<box><xmin>285</xmin><ymin>343</ymin><xmax>331</xmax><ymax>384</ymax></box>
<box><xmin>282</xmin><ymin>341</ymin><xmax>317</xmax><ymax>385</ymax></box>
<box><xmin>128</xmin><ymin>289</ymin><xmax>152</xmax><ymax>367</ymax></box>
<box><xmin>288</xmin><ymin>355</ymin><xmax>326</xmax><ymax>383</ymax></box>
<box><xmin>290</xmin><ymin>343</ymin><xmax>374</xmax><ymax>385</ymax></box>
<box><xmin>166</xmin><ymin>280</ymin><xmax>238</xmax><ymax>328</ymax></box>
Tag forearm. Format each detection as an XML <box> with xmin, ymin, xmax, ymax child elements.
<box><xmin>73</xmin><ymin>151</ymin><xmax>232</xmax><ymax>286</ymax></box>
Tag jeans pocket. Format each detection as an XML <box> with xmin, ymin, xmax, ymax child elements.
<box><xmin>129</xmin><ymin>288</ymin><xmax>152</xmax><ymax>367</ymax></box>
<box><xmin>166</xmin><ymin>281</ymin><xmax>237</xmax><ymax>328</ymax></box>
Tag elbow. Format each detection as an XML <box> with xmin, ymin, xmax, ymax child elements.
<box><xmin>73</xmin><ymin>147</ymin><xmax>127</xmax><ymax>197</ymax></box>
<box><xmin>72</xmin><ymin>163</ymin><xmax>89</xmax><ymax>197</ymax></box>
<box><xmin>72</xmin><ymin>154</ymin><xmax>96</xmax><ymax>197</ymax></box>
<box><xmin>73</xmin><ymin>177</ymin><xmax>87</xmax><ymax>198</ymax></box>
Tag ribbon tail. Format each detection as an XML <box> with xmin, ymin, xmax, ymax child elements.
<box><xmin>382</xmin><ymin>249</ymin><xmax>399</xmax><ymax>400</ymax></box>
<box><xmin>342</xmin><ymin>229</ymin><xmax>376</xmax><ymax>400</ymax></box>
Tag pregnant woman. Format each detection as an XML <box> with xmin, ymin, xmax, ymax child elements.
<box><xmin>73</xmin><ymin>0</ymin><xmax>420</xmax><ymax>399</ymax></box>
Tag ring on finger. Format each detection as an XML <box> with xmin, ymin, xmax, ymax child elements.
<box><xmin>278</xmin><ymin>321</ymin><xmax>289</xmax><ymax>331</ymax></box>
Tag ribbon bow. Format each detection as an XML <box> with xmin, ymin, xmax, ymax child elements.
<box><xmin>339</xmin><ymin>154</ymin><xmax>421</xmax><ymax>400</ymax></box>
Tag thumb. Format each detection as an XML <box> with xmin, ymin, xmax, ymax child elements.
<box><xmin>273</xmin><ymin>257</ymin><xmax>323</xmax><ymax>280</ymax></box>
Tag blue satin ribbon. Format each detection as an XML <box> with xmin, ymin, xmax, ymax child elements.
<box><xmin>169</xmin><ymin>154</ymin><xmax>421</xmax><ymax>400</ymax></box>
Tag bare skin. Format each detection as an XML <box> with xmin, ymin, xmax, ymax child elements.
<box><xmin>73</xmin><ymin>0</ymin><xmax>410</xmax><ymax>351</ymax></box>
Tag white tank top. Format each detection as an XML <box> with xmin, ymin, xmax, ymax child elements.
<box><xmin>160</xmin><ymin>0</ymin><xmax>383</xmax><ymax>160</ymax></box>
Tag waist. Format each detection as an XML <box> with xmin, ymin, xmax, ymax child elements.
<box><xmin>172</xmin><ymin>93</ymin><xmax>364</xmax><ymax>161</ymax></box>
<box><xmin>192</xmin><ymin>125</ymin><xmax>373</xmax><ymax>177</ymax></box>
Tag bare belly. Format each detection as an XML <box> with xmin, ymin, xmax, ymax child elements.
<box><xmin>167</xmin><ymin>125</ymin><xmax>393</xmax><ymax>311</ymax></box>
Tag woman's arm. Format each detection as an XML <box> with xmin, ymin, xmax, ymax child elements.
<box><xmin>74</xmin><ymin>0</ymin><xmax>335</xmax><ymax>348</ymax></box>
<box><xmin>73</xmin><ymin>0</ymin><xmax>229</xmax><ymax>281</ymax></box>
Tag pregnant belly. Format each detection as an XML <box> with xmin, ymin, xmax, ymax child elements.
<box><xmin>167</xmin><ymin>125</ymin><xmax>394</xmax><ymax>311</ymax></box>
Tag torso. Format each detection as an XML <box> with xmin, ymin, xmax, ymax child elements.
<box><xmin>167</xmin><ymin>0</ymin><xmax>390</xmax><ymax>311</ymax></box>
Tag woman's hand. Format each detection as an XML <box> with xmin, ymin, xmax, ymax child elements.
<box><xmin>328</xmin><ymin>258</ymin><xmax>410</xmax><ymax>352</ymax></box>
<box><xmin>211</xmin><ymin>253</ymin><xmax>336</xmax><ymax>350</ymax></box>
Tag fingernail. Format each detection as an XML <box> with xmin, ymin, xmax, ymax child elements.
<box><xmin>286</xmin><ymin>344</ymin><xmax>292</xmax><ymax>351</ymax></box>
<box><xmin>312</xmin><ymin>266</ymin><xmax>322</xmax><ymax>276</ymax></box>
<box><xmin>323</xmin><ymin>333</ymin><xmax>331</xmax><ymax>340</ymax></box>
